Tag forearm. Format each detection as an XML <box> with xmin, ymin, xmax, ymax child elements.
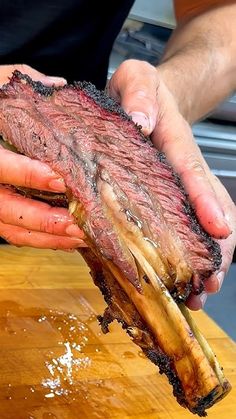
<box><xmin>158</xmin><ymin>3</ymin><xmax>236</xmax><ymax>124</ymax></box>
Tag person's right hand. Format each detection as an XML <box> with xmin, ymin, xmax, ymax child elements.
<box><xmin>109</xmin><ymin>59</ymin><xmax>236</xmax><ymax>309</ymax></box>
<box><xmin>0</xmin><ymin>64</ymin><xmax>85</xmax><ymax>250</ymax></box>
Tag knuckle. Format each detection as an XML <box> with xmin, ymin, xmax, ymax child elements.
<box><xmin>224</xmin><ymin>247</ymin><xmax>234</xmax><ymax>265</ymax></box>
<box><xmin>39</xmin><ymin>210</ymin><xmax>66</xmax><ymax>235</ymax></box>
<box><xmin>117</xmin><ymin>59</ymin><xmax>156</xmax><ymax>86</ymax></box>
<box><xmin>122</xmin><ymin>59</ymin><xmax>155</xmax><ymax>73</ymax></box>
<box><xmin>40</xmin><ymin>216</ymin><xmax>57</xmax><ymax>234</ymax></box>
<box><xmin>125</xmin><ymin>90</ymin><xmax>156</xmax><ymax>113</ymax></box>
<box><xmin>20</xmin><ymin>64</ymin><xmax>30</xmax><ymax>73</ymax></box>
<box><xmin>211</xmin><ymin>174</ymin><xmax>221</xmax><ymax>186</ymax></box>
<box><xmin>183</xmin><ymin>155</ymin><xmax>205</xmax><ymax>175</ymax></box>
<box><xmin>127</xmin><ymin>87</ymin><xmax>151</xmax><ymax>99</ymax></box>
<box><xmin>0</xmin><ymin>232</ymin><xmax>16</xmax><ymax>246</ymax></box>
<box><xmin>48</xmin><ymin>237</ymin><xmax>68</xmax><ymax>250</ymax></box>
<box><xmin>13</xmin><ymin>64</ymin><xmax>26</xmax><ymax>73</ymax></box>
<box><xmin>23</xmin><ymin>167</ymin><xmax>34</xmax><ymax>188</ymax></box>
<box><xmin>119</xmin><ymin>59</ymin><xmax>142</xmax><ymax>71</ymax></box>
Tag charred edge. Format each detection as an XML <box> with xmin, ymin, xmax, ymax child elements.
<box><xmin>156</xmin><ymin>149</ymin><xmax>221</xmax><ymax>274</ymax></box>
<box><xmin>75</xmin><ymin>80</ymin><xmax>130</xmax><ymax>120</ymax></box>
<box><xmin>9</xmin><ymin>70</ymin><xmax>56</xmax><ymax>97</ymax></box>
<box><xmin>143</xmin><ymin>274</ymin><xmax>150</xmax><ymax>284</ymax></box>
<box><xmin>74</xmin><ymin>80</ymin><xmax>152</xmax><ymax>145</ymax></box>
<box><xmin>79</xmin><ymin>248</ymin><xmax>113</xmax><ymax>306</ymax></box>
<box><xmin>98</xmin><ymin>307</ymin><xmax>128</xmax><ymax>334</ymax></box>
<box><xmin>190</xmin><ymin>386</ymin><xmax>221</xmax><ymax>417</ymax></box>
<box><xmin>191</xmin><ymin>280</ymin><xmax>205</xmax><ymax>296</ymax></box>
<box><xmin>156</xmin><ymin>150</ymin><xmax>182</xmax><ymax>186</ymax></box>
<box><xmin>183</xmin><ymin>200</ymin><xmax>222</xmax><ymax>272</ymax></box>
<box><xmin>171</xmin><ymin>282</ymin><xmax>193</xmax><ymax>303</ymax></box>
<box><xmin>143</xmin><ymin>348</ymin><xmax>187</xmax><ymax>410</ymax></box>
<box><xmin>97</xmin><ymin>309</ymin><xmax>114</xmax><ymax>334</ymax></box>
<box><xmin>93</xmin><ymin>270</ymin><xmax>113</xmax><ymax>306</ymax></box>
<box><xmin>156</xmin><ymin>151</ymin><xmax>167</xmax><ymax>164</ymax></box>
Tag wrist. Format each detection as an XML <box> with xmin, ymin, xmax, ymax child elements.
<box><xmin>157</xmin><ymin>43</ymin><xmax>236</xmax><ymax>124</ymax></box>
<box><xmin>155</xmin><ymin>65</ymin><xmax>185</xmax><ymax>119</ymax></box>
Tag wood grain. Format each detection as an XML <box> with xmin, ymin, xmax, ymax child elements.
<box><xmin>0</xmin><ymin>245</ymin><xmax>235</xmax><ymax>419</ymax></box>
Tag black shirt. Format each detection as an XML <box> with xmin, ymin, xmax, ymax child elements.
<box><xmin>0</xmin><ymin>0</ymin><xmax>135</xmax><ymax>89</ymax></box>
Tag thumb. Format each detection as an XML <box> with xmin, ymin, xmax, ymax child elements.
<box><xmin>17</xmin><ymin>64</ymin><xmax>67</xmax><ymax>87</ymax></box>
<box><xmin>109</xmin><ymin>60</ymin><xmax>158</xmax><ymax>135</ymax></box>
<box><xmin>22</xmin><ymin>65</ymin><xmax>67</xmax><ymax>87</ymax></box>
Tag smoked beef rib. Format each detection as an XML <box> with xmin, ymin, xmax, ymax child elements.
<box><xmin>0</xmin><ymin>71</ymin><xmax>231</xmax><ymax>416</ymax></box>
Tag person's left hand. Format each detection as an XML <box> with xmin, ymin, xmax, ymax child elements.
<box><xmin>0</xmin><ymin>64</ymin><xmax>85</xmax><ymax>250</ymax></box>
<box><xmin>109</xmin><ymin>59</ymin><xmax>236</xmax><ymax>310</ymax></box>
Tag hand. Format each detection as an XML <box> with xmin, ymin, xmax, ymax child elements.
<box><xmin>0</xmin><ymin>64</ymin><xmax>85</xmax><ymax>250</ymax></box>
<box><xmin>0</xmin><ymin>64</ymin><xmax>66</xmax><ymax>87</ymax></box>
<box><xmin>109</xmin><ymin>59</ymin><xmax>236</xmax><ymax>309</ymax></box>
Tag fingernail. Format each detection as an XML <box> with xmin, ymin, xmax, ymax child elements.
<box><xmin>69</xmin><ymin>239</ymin><xmax>87</xmax><ymax>248</ymax></box>
<box><xmin>63</xmin><ymin>248</ymin><xmax>76</xmax><ymax>253</ymax></box>
<box><xmin>129</xmin><ymin>112</ymin><xmax>151</xmax><ymax>135</ymax></box>
<box><xmin>199</xmin><ymin>292</ymin><xmax>207</xmax><ymax>308</ymax></box>
<box><xmin>47</xmin><ymin>76</ymin><xmax>67</xmax><ymax>85</ymax></box>
<box><xmin>66</xmin><ymin>224</ymin><xmax>84</xmax><ymax>238</ymax></box>
<box><xmin>63</xmin><ymin>239</ymin><xmax>86</xmax><ymax>249</ymax></box>
<box><xmin>216</xmin><ymin>271</ymin><xmax>225</xmax><ymax>291</ymax></box>
<box><xmin>214</xmin><ymin>216</ymin><xmax>230</xmax><ymax>235</ymax></box>
<box><xmin>48</xmin><ymin>178</ymin><xmax>66</xmax><ymax>192</ymax></box>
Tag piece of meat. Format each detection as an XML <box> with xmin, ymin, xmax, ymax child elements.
<box><xmin>0</xmin><ymin>71</ymin><xmax>231</xmax><ymax>415</ymax></box>
<box><xmin>0</xmin><ymin>71</ymin><xmax>221</xmax><ymax>297</ymax></box>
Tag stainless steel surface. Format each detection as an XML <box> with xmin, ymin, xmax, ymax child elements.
<box><xmin>211</xmin><ymin>95</ymin><xmax>236</xmax><ymax>122</ymax></box>
<box><xmin>193</xmin><ymin>122</ymin><xmax>236</xmax><ymax>202</ymax></box>
<box><xmin>129</xmin><ymin>0</ymin><xmax>175</xmax><ymax>28</ymax></box>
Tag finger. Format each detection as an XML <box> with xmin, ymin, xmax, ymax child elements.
<box><xmin>0</xmin><ymin>186</ymin><xmax>84</xmax><ymax>238</ymax></box>
<box><xmin>0</xmin><ymin>148</ymin><xmax>65</xmax><ymax>192</ymax></box>
<box><xmin>21</xmin><ymin>66</ymin><xmax>67</xmax><ymax>86</ymax></box>
<box><xmin>0</xmin><ymin>221</ymin><xmax>85</xmax><ymax>250</ymax></box>
<box><xmin>187</xmin><ymin>220</ymin><xmax>235</xmax><ymax>308</ymax></box>
<box><xmin>203</xmin><ymin>239</ymin><xmax>234</xmax><ymax>294</ymax></box>
<box><xmin>154</xmin><ymin>114</ymin><xmax>230</xmax><ymax>239</ymax></box>
<box><xmin>204</xmin><ymin>231</ymin><xmax>236</xmax><ymax>294</ymax></box>
<box><xmin>0</xmin><ymin>64</ymin><xmax>67</xmax><ymax>87</ymax></box>
<box><xmin>204</xmin><ymin>175</ymin><xmax>236</xmax><ymax>292</ymax></box>
<box><xmin>187</xmin><ymin>212</ymin><xmax>235</xmax><ymax>307</ymax></box>
<box><xmin>109</xmin><ymin>59</ymin><xmax>158</xmax><ymax>135</ymax></box>
<box><xmin>217</xmin><ymin>235</ymin><xmax>235</xmax><ymax>280</ymax></box>
<box><xmin>203</xmin><ymin>274</ymin><xmax>219</xmax><ymax>294</ymax></box>
<box><xmin>186</xmin><ymin>292</ymin><xmax>207</xmax><ymax>311</ymax></box>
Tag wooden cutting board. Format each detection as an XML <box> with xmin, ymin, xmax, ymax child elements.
<box><xmin>0</xmin><ymin>245</ymin><xmax>235</xmax><ymax>419</ymax></box>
